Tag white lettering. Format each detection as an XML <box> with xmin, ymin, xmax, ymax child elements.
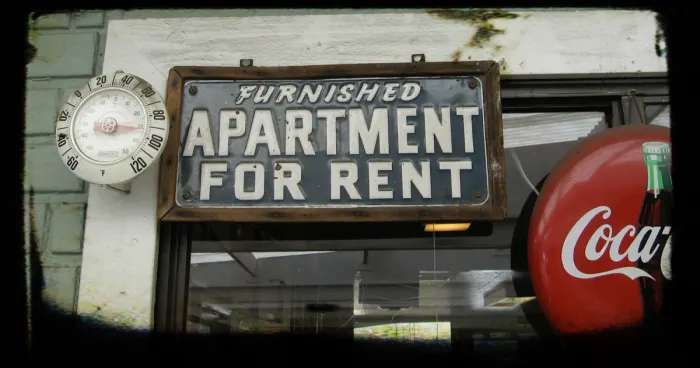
<box><xmin>456</xmin><ymin>107</ymin><xmax>478</xmax><ymax>153</ymax></box>
<box><xmin>368</xmin><ymin>161</ymin><xmax>393</xmax><ymax>199</ymax></box>
<box><xmin>183</xmin><ymin>110</ymin><xmax>215</xmax><ymax>157</ymax></box>
<box><xmin>635</xmin><ymin>226</ymin><xmax>662</xmax><ymax>263</ymax></box>
<box><xmin>382</xmin><ymin>83</ymin><xmax>400</xmax><ymax>102</ymax></box>
<box><xmin>199</xmin><ymin>163</ymin><xmax>227</xmax><ymax>200</ymax></box>
<box><xmin>234</xmin><ymin>163</ymin><xmax>264</xmax><ymax>200</ymax></box>
<box><xmin>218</xmin><ymin>110</ymin><xmax>246</xmax><ymax>156</ymax></box>
<box><xmin>561</xmin><ymin>206</ymin><xmax>669</xmax><ymax>280</ymax></box>
<box><xmin>330</xmin><ymin>162</ymin><xmax>361</xmax><ymax>200</ymax></box>
<box><xmin>285</xmin><ymin>109</ymin><xmax>315</xmax><ymax>156</ymax></box>
<box><xmin>273</xmin><ymin>162</ymin><xmax>305</xmax><ymax>200</ymax></box>
<box><xmin>337</xmin><ymin>84</ymin><xmax>355</xmax><ymax>103</ymax></box>
<box><xmin>235</xmin><ymin>85</ymin><xmax>256</xmax><ymax>104</ymax></box>
<box><xmin>606</xmin><ymin>225</ymin><xmax>637</xmax><ymax>261</ymax></box>
<box><xmin>438</xmin><ymin>160</ymin><xmax>472</xmax><ymax>198</ymax></box>
<box><xmin>245</xmin><ymin>110</ymin><xmax>280</xmax><ymax>156</ymax></box>
<box><xmin>297</xmin><ymin>84</ymin><xmax>323</xmax><ymax>104</ymax></box>
<box><xmin>254</xmin><ymin>86</ymin><xmax>274</xmax><ymax>103</ymax></box>
<box><xmin>424</xmin><ymin>107</ymin><xmax>453</xmax><ymax>154</ymax></box>
<box><xmin>355</xmin><ymin>83</ymin><xmax>380</xmax><ymax>102</ymax></box>
<box><xmin>400</xmin><ymin>82</ymin><xmax>421</xmax><ymax>101</ymax></box>
<box><xmin>276</xmin><ymin>85</ymin><xmax>296</xmax><ymax>103</ymax></box>
<box><xmin>318</xmin><ymin>109</ymin><xmax>345</xmax><ymax>155</ymax></box>
<box><xmin>324</xmin><ymin>85</ymin><xmax>337</xmax><ymax>103</ymax></box>
<box><xmin>349</xmin><ymin>108</ymin><xmax>389</xmax><ymax>155</ymax></box>
<box><xmin>396</xmin><ymin>107</ymin><xmax>418</xmax><ymax>154</ymax></box>
<box><xmin>660</xmin><ymin>236</ymin><xmax>672</xmax><ymax>280</ymax></box>
<box><xmin>401</xmin><ymin>161</ymin><xmax>431</xmax><ymax>199</ymax></box>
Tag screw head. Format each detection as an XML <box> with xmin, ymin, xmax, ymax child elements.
<box><xmin>100</xmin><ymin>118</ymin><xmax>118</xmax><ymax>134</ymax></box>
<box><xmin>475</xmin><ymin>191</ymin><xmax>482</xmax><ymax>198</ymax></box>
<box><xmin>188</xmin><ymin>85</ymin><xmax>198</xmax><ymax>96</ymax></box>
<box><xmin>182</xmin><ymin>190</ymin><xmax>193</xmax><ymax>200</ymax></box>
<box><xmin>412</xmin><ymin>54</ymin><xmax>425</xmax><ymax>63</ymax></box>
<box><xmin>468</xmin><ymin>79</ymin><xmax>477</xmax><ymax>89</ymax></box>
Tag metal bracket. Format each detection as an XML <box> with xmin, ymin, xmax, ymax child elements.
<box><xmin>411</xmin><ymin>54</ymin><xmax>426</xmax><ymax>63</ymax></box>
<box><xmin>240</xmin><ymin>59</ymin><xmax>254</xmax><ymax>67</ymax></box>
<box><xmin>100</xmin><ymin>182</ymin><xmax>132</xmax><ymax>195</ymax></box>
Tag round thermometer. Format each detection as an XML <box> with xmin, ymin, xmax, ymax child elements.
<box><xmin>54</xmin><ymin>71</ymin><xmax>169</xmax><ymax>185</ymax></box>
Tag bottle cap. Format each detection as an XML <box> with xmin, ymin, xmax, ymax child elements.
<box><xmin>642</xmin><ymin>142</ymin><xmax>670</xmax><ymax>154</ymax></box>
<box><xmin>642</xmin><ymin>142</ymin><xmax>671</xmax><ymax>165</ymax></box>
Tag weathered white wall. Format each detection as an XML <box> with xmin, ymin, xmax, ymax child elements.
<box><xmin>77</xmin><ymin>10</ymin><xmax>667</xmax><ymax>329</ymax></box>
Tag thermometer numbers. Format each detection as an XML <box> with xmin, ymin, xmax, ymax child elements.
<box><xmin>130</xmin><ymin>157</ymin><xmax>148</xmax><ymax>174</ymax></box>
<box><xmin>72</xmin><ymin>88</ymin><xmax>147</xmax><ymax>164</ymax></box>
<box><xmin>57</xmin><ymin>133</ymin><xmax>69</xmax><ymax>148</ymax></box>
<box><xmin>55</xmin><ymin>71</ymin><xmax>169</xmax><ymax>186</ymax></box>
<box><xmin>66</xmin><ymin>155</ymin><xmax>79</xmax><ymax>170</ymax></box>
<box><xmin>58</xmin><ymin>109</ymin><xmax>70</xmax><ymax>122</ymax></box>
<box><xmin>147</xmin><ymin>133</ymin><xmax>164</xmax><ymax>151</ymax></box>
<box><xmin>95</xmin><ymin>75</ymin><xmax>107</xmax><ymax>86</ymax></box>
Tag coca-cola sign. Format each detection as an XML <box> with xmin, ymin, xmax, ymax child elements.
<box><xmin>561</xmin><ymin>206</ymin><xmax>672</xmax><ymax>281</ymax></box>
<box><xmin>527</xmin><ymin>125</ymin><xmax>671</xmax><ymax>336</ymax></box>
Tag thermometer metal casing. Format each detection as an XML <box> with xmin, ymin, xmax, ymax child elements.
<box><xmin>55</xmin><ymin>72</ymin><xmax>169</xmax><ymax>185</ymax></box>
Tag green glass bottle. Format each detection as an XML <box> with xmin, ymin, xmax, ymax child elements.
<box><xmin>637</xmin><ymin>141</ymin><xmax>672</xmax><ymax>332</ymax></box>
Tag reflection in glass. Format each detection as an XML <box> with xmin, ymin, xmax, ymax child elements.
<box><xmin>354</xmin><ymin>322</ymin><xmax>451</xmax><ymax>342</ymax></box>
<box><xmin>187</xmin><ymin>245</ymin><xmax>538</xmax><ymax>345</ymax></box>
<box><xmin>647</xmin><ymin>105</ymin><xmax>670</xmax><ymax>128</ymax></box>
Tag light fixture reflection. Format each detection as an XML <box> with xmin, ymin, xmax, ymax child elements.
<box><xmin>424</xmin><ymin>223</ymin><xmax>471</xmax><ymax>232</ymax></box>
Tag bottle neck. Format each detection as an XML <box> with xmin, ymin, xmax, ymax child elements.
<box><xmin>646</xmin><ymin>163</ymin><xmax>673</xmax><ymax>196</ymax></box>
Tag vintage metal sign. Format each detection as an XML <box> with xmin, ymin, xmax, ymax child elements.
<box><xmin>158</xmin><ymin>62</ymin><xmax>506</xmax><ymax>222</ymax></box>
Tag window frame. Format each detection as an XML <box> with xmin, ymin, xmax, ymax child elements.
<box><xmin>154</xmin><ymin>72</ymin><xmax>669</xmax><ymax>333</ymax></box>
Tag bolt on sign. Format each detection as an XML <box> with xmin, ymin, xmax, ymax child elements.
<box><xmin>158</xmin><ymin>62</ymin><xmax>506</xmax><ymax>222</ymax></box>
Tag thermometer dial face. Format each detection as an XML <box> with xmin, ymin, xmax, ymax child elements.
<box><xmin>55</xmin><ymin>72</ymin><xmax>169</xmax><ymax>185</ymax></box>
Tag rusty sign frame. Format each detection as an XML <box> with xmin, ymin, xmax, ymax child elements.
<box><xmin>158</xmin><ymin>61</ymin><xmax>506</xmax><ymax>222</ymax></box>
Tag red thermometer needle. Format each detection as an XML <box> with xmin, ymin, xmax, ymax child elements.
<box><xmin>93</xmin><ymin>121</ymin><xmax>143</xmax><ymax>133</ymax></box>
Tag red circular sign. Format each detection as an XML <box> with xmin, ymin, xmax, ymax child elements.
<box><xmin>528</xmin><ymin>125</ymin><xmax>672</xmax><ymax>339</ymax></box>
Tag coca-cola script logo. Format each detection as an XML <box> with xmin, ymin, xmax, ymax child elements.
<box><xmin>561</xmin><ymin>206</ymin><xmax>672</xmax><ymax>281</ymax></box>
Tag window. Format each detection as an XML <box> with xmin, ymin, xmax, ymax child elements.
<box><xmin>155</xmin><ymin>73</ymin><xmax>668</xmax><ymax>357</ymax></box>
<box><xmin>647</xmin><ymin>103</ymin><xmax>670</xmax><ymax>128</ymax></box>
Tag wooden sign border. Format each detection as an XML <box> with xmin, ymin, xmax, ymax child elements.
<box><xmin>158</xmin><ymin>61</ymin><xmax>506</xmax><ymax>222</ymax></box>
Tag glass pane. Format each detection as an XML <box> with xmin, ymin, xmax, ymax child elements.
<box><xmin>188</xmin><ymin>245</ymin><xmax>524</xmax><ymax>336</ymax></box>
<box><xmin>647</xmin><ymin>104</ymin><xmax>670</xmax><ymax>128</ymax></box>
<box><xmin>184</xmin><ymin>111</ymin><xmax>608</xmax><ymax>356</ymax></box>
<box><xmin>503</xmin><ymin>112</ymin><xmax>606</xmax><ymax>217</ymax></box>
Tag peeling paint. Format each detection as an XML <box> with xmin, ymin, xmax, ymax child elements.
<box><xmin>27</xmin><ymin>14</ymin><xmax>38</xmax><ymax>65</ymax></box>
<box><xmin>451</xmin><ymin>49</ymin><xmax>463</xmax><ymax>62</ymax></box>
<box><xmin>499</xmin><ymin>58</ymin><xmax>509</xmax><ymax>74</ymax></box>
<box><xmin>427</xmin><ymin>9</ymin><xmax>520</xmax><ymax>58</ymax></box>
<box><xmin>468</xmin><ymin>22</ymin><xmax>507</xmax><ymax>48</ymax></box>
